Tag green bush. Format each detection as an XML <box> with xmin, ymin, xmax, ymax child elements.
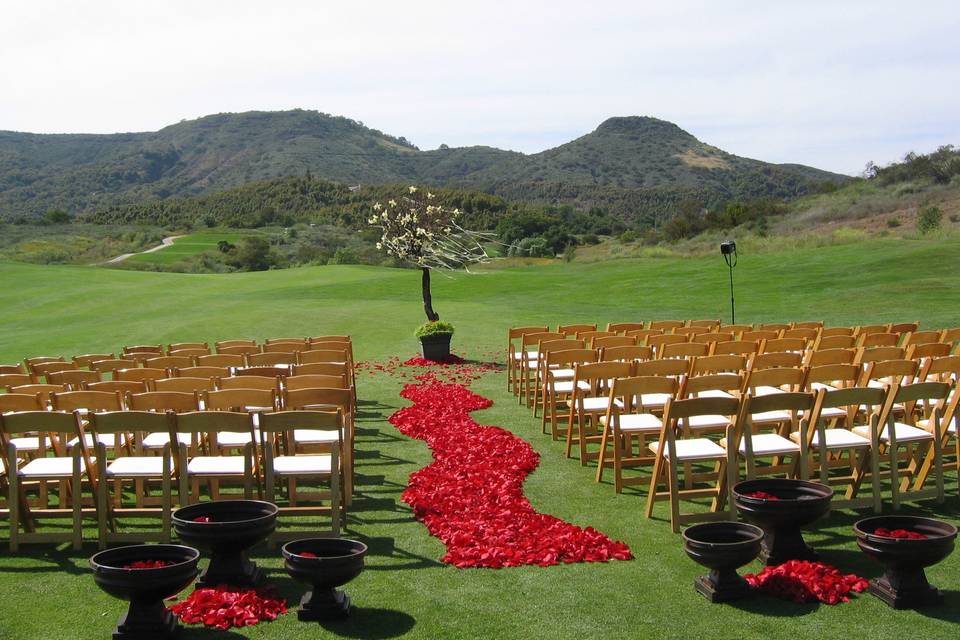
<box><xmin>415</xmin><ymin>321</ymin><xmax>455</xmax><ymax>338</ymax></box>
<box><xmin>887</xmin><ymin>217</ymin><xmax>901</xmax><ymax>228</ymax></box>
<box><xmin>917</xmin><ymin>206</ymin><xmax>943</xmax><ymax>234</ymax></box>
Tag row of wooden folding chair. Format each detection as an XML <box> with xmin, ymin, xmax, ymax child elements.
<box><xmin>0</xmin><ymin>408</ymin><xmax>344</xmax><ymax>550</ymax></box>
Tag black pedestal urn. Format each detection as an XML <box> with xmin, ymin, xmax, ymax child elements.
<box><xmin>855</xmin><ymin>515</ymin><xmax>957</xmax><ymax>609</ymax></box>
<box><xmin>282</xmin><ymin>538</ymin><xmax>368</xmax><ymax>620</ymax></box>
<box><xmin>733</xmin><ymin>478</ymin><xmax>832</xmax><ymax>565</ymax></box>
<box><xmin>419</xmin><ymin>333</ymin><xmax>452</xmax><ymax>361</ymax></box>
<box><xmin>90</xmin><ymin>544</ymin><xmax>199</xmax><ymax>640</ymax></box>
<box><xmin>682</xmin><ymin>522</ymin><xmax>764</xmax><ymax>602</ymax></box>
<box><xmin>172</xmin><ymin>499</ymin><xmax>278</xmax><ymax>587</ymax></box>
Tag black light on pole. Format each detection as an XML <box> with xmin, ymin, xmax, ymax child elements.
<box><xmin>720</xmin><ymin>240</ymin><xmax>737</xmax><ymax>324</ymax></box>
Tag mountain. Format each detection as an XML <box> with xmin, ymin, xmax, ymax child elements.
<box><xmin>0</xmin><ymin>110</ymin><xmax>848</xmax><ymax>222</ymax></box>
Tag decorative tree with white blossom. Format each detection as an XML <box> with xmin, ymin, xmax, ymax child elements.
<box><xmin>369</xmin><ymin>186</ymin><xmax>493</xmax><ymax>321</ymax></box>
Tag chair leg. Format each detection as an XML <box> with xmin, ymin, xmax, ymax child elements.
<box><xmin>9</xmin><ymin>472</ymin><xmax>19</xmax><ymax>553</ymax></box>
<box><xmin>889</xmin><ymin>441</ymin><xmax>900</xmax><ymax>511</ymax></box>
<box><xmin>97</xmin><ymin>472</ymin><xmax>109</xmax><ymax>550</ymax></box>
<box><xmin>645</xmin><ymin>452</ymin><xmax>665</xmax><ymax>519</ymax></box>
<box><xmin>667</xmin><ymin>460</ymin><xmax>681</xmax><ymax>534</ymax></box>
<box><xmin>331</xmin><ymin>449</ymin><xmax>341</xmax><ymax>536</ymax></box>
<box><xmin>72</xmin><ymin>464</ymin><xmax>82</xmax><ymax>550</ymax></box>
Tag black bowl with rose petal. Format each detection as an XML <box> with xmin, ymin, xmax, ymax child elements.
<box><xmin>90</xmin><ymin>544</ymin><xmax>199</xmax><ymax>639</ymax></box>
<box><xmin>733</xmin><ymin>478</ymin><xmax>832</xmax><ymax>565</ymax></box>
<box><xmin>282</xmin><ymin>538</ymin><xmax>368</xmax><ymax>620</ymax></box>
<box><xmin>682</xmin><ymin>522</ymin><xmax>764</xmax><ymax>602</ymax></box>
<box><xmin>855</xmin><ymin>516</ymin><xmax>957</xmax><ymax>608</ymax></box>
<box><xmin>173</xmin><ymin>499</ymin><xmax>278</xmax><ymax>587</ymax></box>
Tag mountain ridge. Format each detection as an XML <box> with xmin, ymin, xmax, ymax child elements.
<box><xmin>0</xmin><ymin>109</ymin><xmax>848</xmax><ymax>221</ymax></box>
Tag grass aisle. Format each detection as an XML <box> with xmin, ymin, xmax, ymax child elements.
<box><xmin>0</xmin><ymin>237</ymin><xmax>958</xmax><ymax>639</ymax></box>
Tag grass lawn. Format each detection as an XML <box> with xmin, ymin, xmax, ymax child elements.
<box><xmin>0</xmin><ymin>235</ymin><xmax>959</xmax><ymax>639</ymax></box>
<box><xmin>126</xmin><ymin>230</ymin><xmax>255</xmax><ymax>265</ymax></box>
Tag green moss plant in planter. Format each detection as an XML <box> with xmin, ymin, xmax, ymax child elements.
<box><xmin>416</xmin><ymin>321</ymin><xmax>455</xmax><ymax>361</ymax></box>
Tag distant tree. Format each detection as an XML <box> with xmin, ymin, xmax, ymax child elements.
<box><xmin>45</xmin><ymin>209</ymin><xmax>71</xmax><ymax>224</ymax></box>
<box><xmin>232</xmin><ymin>237</ymin><xmax>273</xmax><ymax>271</ymax></box>
<box><xmin>369</xmin><ymin>186</ymin><xmax>493</xmax><ymax>321</ymax></box>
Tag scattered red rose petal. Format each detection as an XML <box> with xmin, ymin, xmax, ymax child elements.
<box><xmin>743</xmin><ymin>491</ymin><xmax>781</xmax><ymax>500</ymax></box>
<box><xmin>389</xmin><ymin>362</ymin><xmax>632</xmax><ymax>569</ymax></box>
<box><xmin>744</xmin><ymin>560</ymin><xmax>868</xmax><ymax>605</ymax></box>
<box><xmin>169</xmin><ymin>585</ymin><xmax>287</xmax><ymax>630</ymax></box>
<box><xmin>873</xmin><ymin>527</ymin><xmax>928</xmax><ymax>540</ymax></box>
<box><xmin>123</xmin><ymin>559</ymin><xmax>173</xmax><ymax>569</ymax></box>
<box><xmin>298</xmin><ymin>551</ymin><xmax>318</xmax><ymax>558</ymax></box>
<box><xmin>192</xmin><ymin>516</ymin><xmax>212</xmax><ymax>523</ymax></box>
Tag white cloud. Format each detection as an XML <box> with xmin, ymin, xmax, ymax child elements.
<box><xmin>1</xmin><ymin>0</ymin><xmax>957</xmax><ymax>174</ymax></box>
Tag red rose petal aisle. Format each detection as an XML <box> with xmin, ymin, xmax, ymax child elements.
<box><xmin>380</xmin><ymin>355</ymin><xmax>633</xmax><ymax>568</ymax></box>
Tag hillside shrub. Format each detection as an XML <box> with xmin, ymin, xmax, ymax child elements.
<box><xmin>917</xmin><ymin>206</ymin><xmax>943</xmax><ymax>234</ymax></box>
<box><xmin>886</xmin><ymin>217</ymin><xmax>901</xmax><ymax>228</ymax></box>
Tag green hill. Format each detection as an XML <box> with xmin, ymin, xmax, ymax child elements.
<box><xmin>0</xmin><ymin>110</ymin><xmax>847</xmax><ymax>222</ymax></box>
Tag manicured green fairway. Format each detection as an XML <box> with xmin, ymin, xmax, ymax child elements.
<box><xmin>1</xmin><ymin>235</ymin><xmax>959</xmax><ymax>640</ymax></box>
<box><xmin>126</xmin><ymin>230</ymin><xmax>254</xmax><ymax>264</ymax></box>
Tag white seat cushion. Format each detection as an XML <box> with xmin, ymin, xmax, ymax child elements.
<box><xmin>187</xmin><ymin>456</ymin><xmax>246</xmax><ymax>475</ymax></box>
<box><xmin>810</xmin><ymin>382</ymin><xmax>837</xmax><ymax>393</ymax></box>
<box><xmin>273</xmin><ymin>454</ymin><xmax>332</xmax><ymax>475</ymax></box>
<box><xmin>143</xmin><ymin>432</ymin><xmax>193</xmax><ymax>449</ymax></box>
<box><xmin>550</xmin><ymin>368</ymin><xmax>576</xmax><ymax>379</ymax></box>
<box><xmin>572</xmin><ymin>397</ymin><xmax>624</xmax><ymax>412</ymax></box>
<box><xmin>685</xmin><ymin>414</ymin><xmax>733</xmax><ymax>430</ymax></box>
<box><xmin>599</xmin><ymin>413</ymin><xmax>663</xmax><ymax>432</ymax></box>
<box><xmin>738</xmin><ymin>433</ymin><xmax>800</xmax><ymax>456</ymax></box>
<box><xmin>754</xmin><ymin>385</ymin><xmax>788</xmax><ymax>396</ymax></box>
<box><xmin>640</xmin><ymin>393</ymin><xmax>672</xmax><ymax>409</ymax></box>
<box><xmin>552</xmin><ymin>380</ymin><xmax>591</xmax><ymax>394</ymax></box>
<box><xmin>19</xmin><ymin>456</ymin><xmax>88</xmax><ymax>478</ymax></box>
<box><xmin>789</xmin><ymin>428</ymin><xmax>870</xmax><ymax>449</ymax></box>
<box><xmin>648</xmin><ymin>438</ymin><xmax>726</xmax><ymax>461</ymax></box>
<box><xmin>852</xmin><ymin>422</ymin><xmax>933</xmax><ymax>444</ymax></box>
<box><xmin>67</xmin><ymin>433</ymin><xmax>118</xmax><ymax>449</ymax></box>
<box><xmin>817</xmin><ymin>406</ymin><xmax>848</xmax><ymax>419</ymax></box>
<box><xmin>106</xmin><ymin>456</ymin><xmax>165</xmax><ymax>478</ymax></box>
<box><xmin>293</xmin><ymin>429</ymin><xmax>339</xmax><ymax>445</ymax></box>
<box><xmin>216</xmin><ymin>431</ymin><xmax>258</xmax><ymax>447</ymax></box>
<box><xmin>9</xmin><ymin>436</ymin><xmax>50</xmax><ymax>452</ymax></box>
<box><xmin>750</xmin><ymin>410</ymin><xmax>794</xmax><ymax>425</ymax></box>
<box><xmin>513</xmin><ymin>351</ymin><xmax>539</xmax><ymax>361</ymax></box>
<box><xmin>696</xmin><ymin>389</ymin><xmax>736</xmax><ymax>400</ymax></box>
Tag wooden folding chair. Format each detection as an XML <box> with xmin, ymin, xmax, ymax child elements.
<box><xmin>50</xmin><ymin>390</ymin><xmax>124</xmax><ymax>452</ymax></box>
<box><xmin>246</xmin><ymin>352</ymin><xmax>296</xmax><ymax>367</ymax></box>
<box><xmin>649</xmin><ymin>320</ymin><xmax>685</xmax><ymax>332</ymax></box>
<box><xmin>1</xmin><ymin>411</ymin><xmax>85</xmax><ymax>550</ymax></box>
<box><xmin>217</xmin><ymin>344</ymin><xmax>261</xmax><ymax>356</ymax></box>
<box><xmin>740</xmin><ymin>330</ymin><xmax>780</xmax><ymax>344</ymax></box>
<box><xmin>600</xmin><ymin>345</ymin><xmax>653</xmax><ymax>364</ymax></box>
<box><xmin>624</xmin><ymin>328</ymin><xmax>664</xmax><ymax>345</ymax></box>
<box><xmin>558</xmin><ymin>323</ymin><xmax>597</xmax><ymax>337</ymax></box>
<box><xmin>688</xmin><ymin>319</ymin><xmax>722</xmax><ymax>330</ymax></box>
<box><xmin>691</xmin><ymin>332</ymin><xmax>735</xmax><ymax>346</ymax></box>
<box><xmin>531</xmin><ymin>339</ymin><xmax>586</xmax><ymax>415</ymax></box>
<box><xmin>506</xmin><ymin>326</ymin><xmax>549</xmax><ymax>392</ymax></box>
<box><xmin>749</xmin><ymin>351</ymin><xmax>803</xmax><ymax>371</ymax></box>
<box><xmin>285</xmin><ymin>374</ymin><xmax>350</xmax><ymax>391</ymax></box>
<box><xmin>592</xmin><ymin>336</ymin><xmax>637</xmax><ymax>351</ymax></box>
<box><xmin>674</xmin><ymin>326</ymin><xmax>710</xmax><ymax>339</ymax></box>
<box><xmin>723</xmin><ymin>392</ymin><xmax>814</xmax><ymax>492</ymax></box>
<box><xmin>596</xmin><ymin>375</ymin><xmax>679</xmax><ymax>492</ymax></box>
<box><xmin>126</xmin><ymin>391</ymin><xmax>200</xmax><ymax>453</ymax></box>
<box><xmin>815</xmin><ymin>335</ymin><xmax>857</xmax><ymax>351</ymax></box>
<box><xmin>855</xmin><ymin>382</ymin><xmax>952</xmax><ymax>509</ymax></box>
<box><xmin>607</xmin><ymin>322</ymin><xmax>646</xmax><ymax>334</ymax></box>
<box><xmin>565</xmin><ymin>361</ymin><xmax>632</xmax><ymax>463</ymax></box>
<box><xmin>711</xmin><ymin>340</ymin><xmax>758</xmax><ymax>357</ymax></box>
<box><xmin>218</xmin><ymin>375</ymin><xmax>281</xmax><ymax>392</ymax></box>
<box><xmin>719</xmin><ymin>324</ymin><xmax>752</xmax><ymax>337</ymax></box>
<box><xmin>123</xmin><ymin>345</ymin><xmax>163</xmax><ymax>356</ymax></box>
<box><xmin>913</xmin><ymin>384</ymin><xmax>959</xmax><ymax>492</ymax></box>
<box><xmin>258</xmin><ymin>410</ymin><xmax>342</xmax><ymax>540</ymax></box>
<box><xmin>115</xmin><ymin>367</ymin><xmax>167</xmax><ymax>385</ymax></box>
<box><xmin>282</xmin><ymin>387</ymin><xmax>355</xmax><ymax>502</ymax></box>
<box><xmin>859</xmin><ymin>332</ymin><xmax>900</xmax><ymax>348</ymax></box>
<box><xmin>0</xmin><ymin>373</ymin><xmax>35</xmax><ymax>389</ymax></box>
<box><xmin>760</xmin><ymin>337</ymin><xmax>807</xmax><ymax>354</ymax></box>
<box><xmin>757</xmin><ymin>323</ymin><xmax>791</xmax><ymax>333</ymax></box>
<box><xmin>173</xmin><ymin>366</ymin><xmax>230</xmax><ymax>380</ymax></box>
<box><xmin>85</xmin><ymin>411</ymin><xmax>174</xmax><ymax>548</ymax></box>
<box><xmin>30</xmin><ymin>360</ymin><xmax>77</xmax><ymax>378</ymax></box>
<box><xmin>908</xmin><ymin>342</ymin><xmax>952</xmax><ymax>360</ymax></box>
<box><xmin>263</xmin><ymin>341</ymin><xmax>308</xmax><ymax>354</ymax></box>
<box><xmin>0</xmin><ymin>364</ymin><xmax>25</xmax><ymax>375</ymax></box>
<box><xmin>820</xmin><ymin>326</ymin><xmax>856</xmax><ymax>338</ymax></box>
<box><xmin>690</xmin><ymin>355</ymin><xmax>746</xmax><ymax>378</ymax></box>
<box><xmin>783</xmin><ymin>327</ymin><xmax>820</xmax><ymax>341</ymax></box>
<box><xmin>153</xmin><ymin>377</ymin><xmax>217</xmax><ymax>394</ymax></box>
<box><xmin>72</xmin><ymin>353</ymin><xmax>115</xmax><ymax>369</ymax></box>
<box><xmin>516</xmin><ymin>331</ymin><xmax>564</xmax><ymax>404</ymax></box>
<box><xmin>645</xmin><ymin>396</ymin><xmax>739</xmax><ymax>532</ymax></box>
<box><xmin>540</xmin><ymin>348</ymin><xmax>598</xmax><ymax>439</ymax></box>
<box><xmin>90</xmin><ymin>359</ymin><xmax>139</xmax><ymax>375</ymax></box>
<box><xmin>293</xmin><ymin>362</ymin><xmax>351</xmax><ymax>377</ymax></box>
<box><xmin>660</xmin><ymin>342</ymin><xmax>709</xmax><ymax>360</ymax></box>
<box><xmin>145</xmin><ymin>356</ymin><xmax>194</xmax><ymax>370</ymax></box>
<box><xmin>796</xmin><ymin>386</ymin><xmax>888</xmax><ymax>511</ymax></box>
<box><xmin>84</xmin><ymin>380</ymin><xmax>147</xmax><ymax>399</ymax></box>
<box><xmin>10</xmin><ymin>383</ymin><xmax>65</xmax><ymax>407</ymax></box>
<box><xmin>169</xmin><ymin>411</ymin><xmax>255</xmax><ymax>503</ymax></box>
<box><xmin>195</xmin><ymin>354</ymin><xmax>244</xmax><ymax>368</ymax></box>
<box><xmin>648</xmin><ymin>334</ymin><xmax>689</xmax><ymax>359</ymax></box>
<box><xmin>47</xmin><ymin>369</ymin><xmax>101</xmax><ymax>389</ymax></box>
<box><xmin>805</xmin><ymin>347</ymin><xmax>856</xmax><ymax>367</ymax></box>
<box><xmin>792</xmin><ymin>321</ymin><xmax>824</xmax><ymax>330</ymax></box>
<box><xmin>168</xmin><ymin>342</ymin><xmax>209</xmax><ymax>354</ymax></box>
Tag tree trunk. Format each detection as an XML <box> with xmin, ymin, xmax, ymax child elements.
<box><xmin>421</xmin><ymin>267</ymin><xmax>439</xmax><ymax>322</ymax></box>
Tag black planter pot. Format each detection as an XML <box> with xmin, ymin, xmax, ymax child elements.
<box><xmin>90</xmin><ymin>544</ymin><xmax>199</xmax><ymax>640</ymax></box>
<box><xmin>172</xmin><ymin>499</ymin><xmax>278</xmax><ymax>587</ymax></box>
<box><xmin>419</xmin><ymin>333</ymin><xmax>452</xmax><ymax>361</ymax></box>
<box><xmin>682</xmin><ymin>522</ymin><xmax>764</xmax><ymax>602</ymax></box>
<box><xmin>282</xmin><ymin>538</ymin><xmax>368</xmax><ymax>621</ymax></box>
<box><xmin>854</xmin><ymin>516</ymin><xmax>957</xmax><ymax>609</ymax></box>
<box><xmin>733</xmin><ymin>479</ymin><xmax>832</xmax><ymax>565</ymax></box>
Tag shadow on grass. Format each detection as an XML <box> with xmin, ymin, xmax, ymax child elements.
<box><xmin>0</xmin><ymin>542</ymin><xmax>95</xmax><ymax>574</ymax></box>
<box><xmin>728</xmin><ymin>593</ymin><xmax>820</xmax><ymax>617</ymax></box>
<box><xmin>317</xmin><ymin>607</ymin><xmax>416</xmax><ymax>639</ymax></box>
<box><xmin>180</xmin><ymin>627</ymin><xmax>248</xmax><ymax>639</ymax></box>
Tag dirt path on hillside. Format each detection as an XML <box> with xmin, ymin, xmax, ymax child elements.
<box><xmin>101</xmin><ymin>235</ymin><xmax>185</xmax><ymax>264</ymax></box>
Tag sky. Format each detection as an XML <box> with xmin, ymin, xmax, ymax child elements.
<box><xmin>1</xmin><ymin>1</ymin><xmax>958</xmax><ymax>175</ymax></box>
